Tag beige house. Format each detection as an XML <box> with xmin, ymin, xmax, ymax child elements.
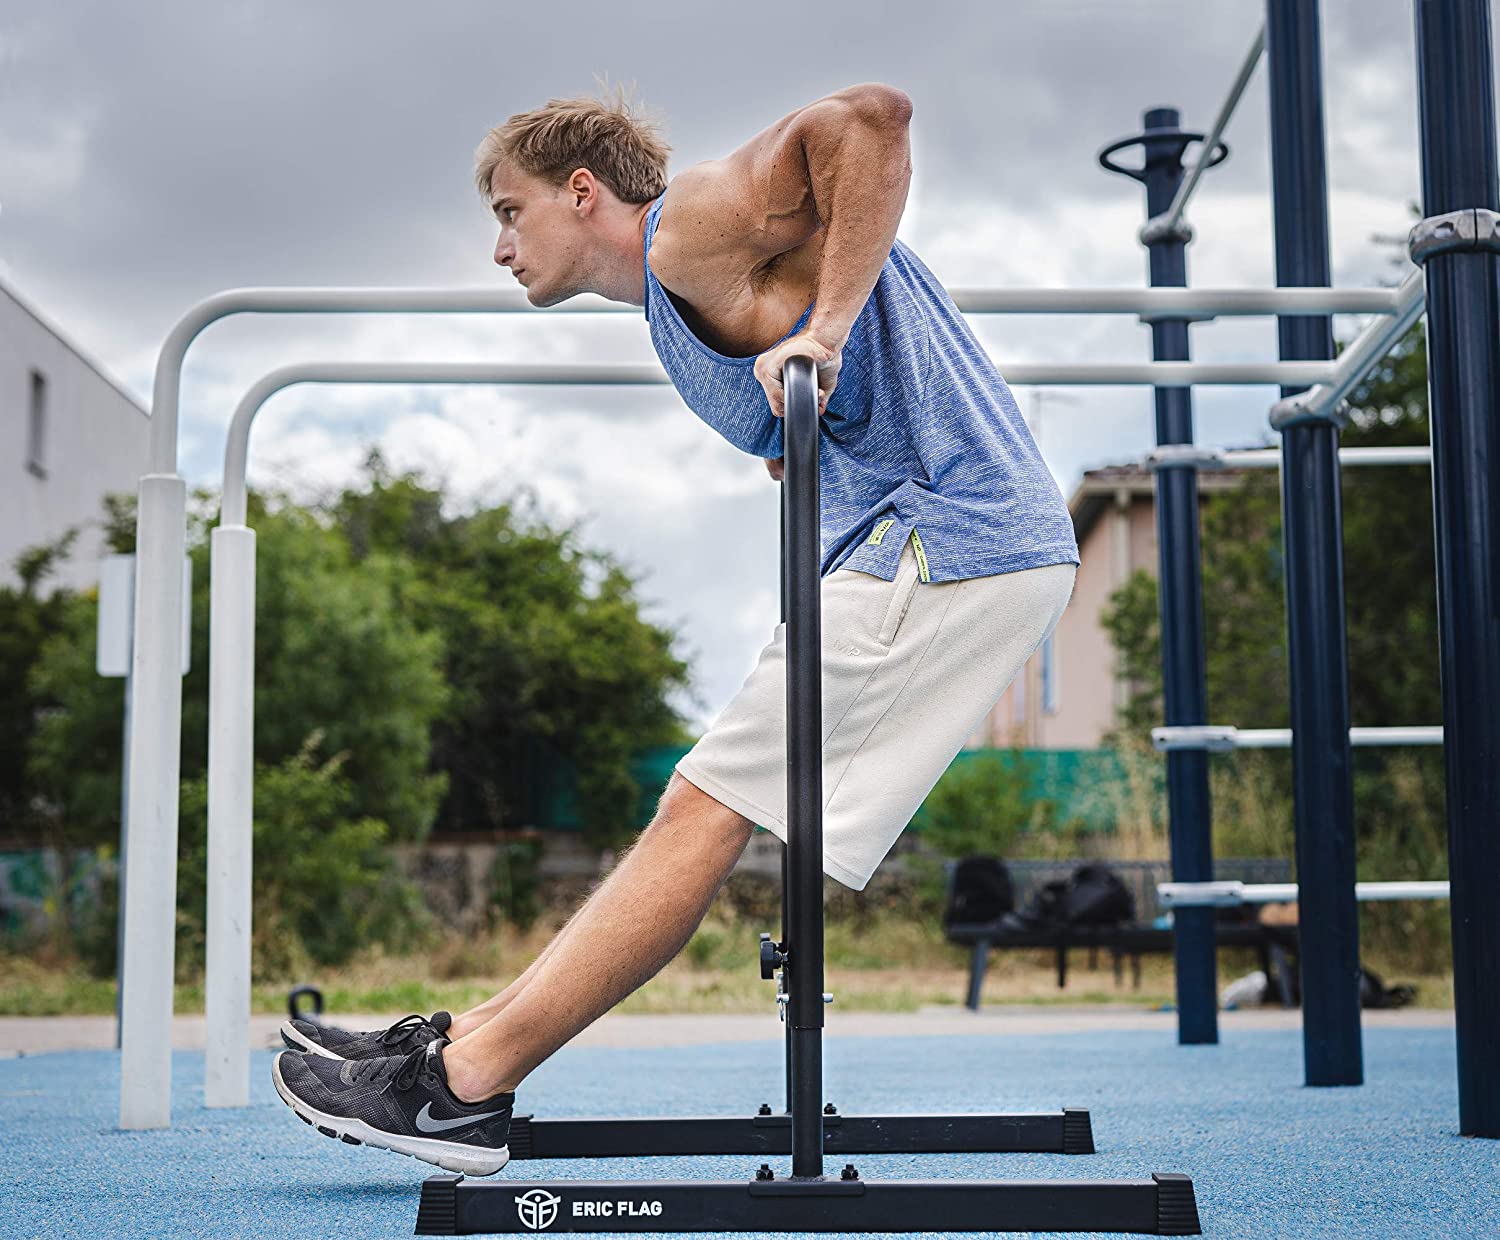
<box><xmin>966</xmin><ymin>462</ymin><xmax>1257</xmax><ymax>751</ymax></box>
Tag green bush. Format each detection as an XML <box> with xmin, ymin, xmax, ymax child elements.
<box><xmin>488</xmin><ymin>835</ymin><xmax>545</xmax><ymax>932</ymax></box>
<box><xmin>176</xmin><ymin>736</ymin><xmax>430</xmax><ymax>980</ymax></box>
<box><xmin>908</xmin><ymin>750</ymin><xmax>1060</xmax><ymax>911</ymax></box>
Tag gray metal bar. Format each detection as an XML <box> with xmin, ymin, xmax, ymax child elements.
<box><xmin>1151</xmin><ymin>724</ymin><xmax>1444</xmax><ymax>750</ymax></box>
<box><xmin>1158</xmin><ymin>880</ymin><xmax>1451</xmax><ymax>908</ymax></box>
<box><xmin>1269</xmin><ymin>270</ymin><xmax>1427</xmax><ymax>428</ymax></box>
<box><xmin>1145</xmin><ymin>444</ymin><xmax>1433</xmax><ymax>470</ymax></box>
<box><xmin>1142</xmin><ymin>25</ymin><xmax>1267</xmax><ymax>244</ymax></box>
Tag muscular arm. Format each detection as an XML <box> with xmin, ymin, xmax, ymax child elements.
<box><xmin>656</xmin><ymin>83</ymin><xmax>914</xmax><ymax>348</ymax></box>
<box><xmin>797</xmin><ymin>87</ymin><xmax>914</xmax><ymax>347</ymax></box>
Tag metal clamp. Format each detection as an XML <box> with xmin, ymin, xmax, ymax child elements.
<box><xmin>1144</xmin><ymin>445</ymin><xmax>1227</xmax><ymax>471</ymax></box>
<box><xmin>1151</xmin><ymin>724</ymin><xmax>1240</xmax><ymax>752</ymax></box>
<box><xmin>1138</xmin><ymin>216</ymin><xmax>1196</xmax><ymax>247</ymax></box>
<box><xmin>1269</xmin><ymin>389</ymin><xmax>1350</xmax><ymax>432</ymax></box>
<box><xmin>1408</xmin><ymin>208</ymin><xmax>1500</xmax><ymax>264</ymax></box>
<box><xmin>774</xmin><ymin>993</ymin><xmax>833</xmax><ymax>1019</ymax></box>
<box><xmin>1135</xmin><ymin>309</ymin><xmax>1219</xmax><ymax>327</ymax></box>
<box><xmin>759</xmin><ymin>932</ymin><xmax>787</xmax><ymax>980</ymax></box>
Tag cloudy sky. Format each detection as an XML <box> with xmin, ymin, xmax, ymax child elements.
<box><xmin>3</xmin><ymin>1</ymin><xmax>1493</xmax><ymax>730</ymax></box>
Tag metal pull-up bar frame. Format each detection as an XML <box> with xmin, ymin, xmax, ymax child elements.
<box><xmin>119</xmin><ymin>275</ymin><xmax>1422</xmax><ymax>1130</ymax></box>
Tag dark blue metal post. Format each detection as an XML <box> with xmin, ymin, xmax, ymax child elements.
<box><xmin>1265</xmin><ymin>0</ymin><xmax>1363</xmax><ymax>1087</ymax></box>
<box><xmin>1099</xmin><ymin>110</ymin><xmax>1219</xmax><ymax>1046</ymax></box>
<box><xmin>1411</xmin><ymin>0</ymin><xmax>1500</xmax><ymax>1139</ymax></box>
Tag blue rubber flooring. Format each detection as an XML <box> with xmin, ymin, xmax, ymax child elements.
<box><xmin>2</xmin><ymin>1025</ymin><xmax>1495</xmax><ymax>1238</ymax></box>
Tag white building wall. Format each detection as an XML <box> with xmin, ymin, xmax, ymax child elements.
<box><xmin>1</xmin><ymin>279</ymin><xmax>150</xmax><ymax>592</ymax></box>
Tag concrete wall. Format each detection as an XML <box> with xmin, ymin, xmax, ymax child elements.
<box><xmin>1</xmin><ymin>280</ymin><xmax>150</xmax><ymax>593</ymax></box>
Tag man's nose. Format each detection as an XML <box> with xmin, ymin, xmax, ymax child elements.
<box><xmin>494</xmin><ymin>239</ymin><xmax>514</xmax><ymax>267</ymax></box>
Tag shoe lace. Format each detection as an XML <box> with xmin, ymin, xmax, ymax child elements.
<box><xmin>378</xmin><ymin>1012</ymin><xmax>440</xmax><ymax>1049</ymax></box>
<box><xmin>348</xmin><ymin>1044</ymin><xmax>432</xmax><ymax>1091</ymax></box>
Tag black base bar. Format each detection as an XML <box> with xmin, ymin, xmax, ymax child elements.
<box><xmin>417</xmin><ymin>1172</ymin><xmax>1200</xmax><ymax>1235</ymax></box>
<box><xmin>417</xmin><ymin>359</ymin><xmax>1200</xmax><ymax>1235</ymax></box>
<box><xmin>504</xmin><ymin>1106</ymin><xmax>1095</xmax><ymax>1159</ymax></box>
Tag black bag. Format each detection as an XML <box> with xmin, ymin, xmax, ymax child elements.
<box><xmin>1062</xmin><ymin>863</ymin><xmax>1135</xmax><ymax>927</ymax></box>
<box><xmin>943</xmin><ymin>856</ymin><xmax>1015</xmax><ymax>928</ymax></box>
<box><xmin>999</xmin><ymin>878</ymin><xmax>1071</xmax><ymax>931</ymax></box>
<box><xmin>996</xmin><ymin>864</ymin><xmax>1136</xmax><ymax>932</ymax></box>
<box><xmin>1360</xmin><ymin>966</ymin><xmax>1417</xmax><ymax>1010</ymax></box>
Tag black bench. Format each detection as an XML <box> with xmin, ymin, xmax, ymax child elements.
<box><xmin>942</xmin><ymin>858</ymin><xmax>1298</xmax><ymax>1010</ymax></box>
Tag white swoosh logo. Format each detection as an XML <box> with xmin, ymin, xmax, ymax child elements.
<box><xmin>415</xmin><ymin>1102</ymin><xmax>507</xmax><ymax>1134</ymax></box>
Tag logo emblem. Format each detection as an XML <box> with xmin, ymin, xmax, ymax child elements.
<box><xmin>414</xmin><ymin>1102</ymin><xmax>508</xmax><ymax>1134</ymax></box>
<box><xmin>515</xmin><ymin>1188</ymin><xmax>561</xmax><ymax>1230</ymax></box>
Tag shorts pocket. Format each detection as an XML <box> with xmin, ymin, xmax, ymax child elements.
<box><xmin>875</xmin><ymin>538</ymin><xmax>923</xmax><ymax>646</ymax></box>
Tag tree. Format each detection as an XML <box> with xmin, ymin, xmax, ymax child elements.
<box><xmin>325</xmin><ymin>452</ymin><xmax>696</xmax><ymax>846</ymax></box>
<box><xmin>1098</xmin><ymin>322</ymin><xmax>1451</xmax><ymax>966</ymax></box>
<box><xmin>0</xmin><ymin>532</ymin><xmax>80</xmax><ymax>835</ymax></box>
<box><xmin>1101</xmin><ymin>320</ymin><xmax>1437</xmax><ymax>739</ymax></box>
<box><xmin>26</xmin><ymin>489</ymin><xmax>451</xmax><ymax>849</ymax></box>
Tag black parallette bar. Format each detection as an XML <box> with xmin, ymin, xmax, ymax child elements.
<box><xmin>416</xmin><ymin>1171</ymin><xmax>1200</xmax><ymax>1235</ymax></box>
<box><xmin>505</xmin><ymin>1107</ymin><xmax>1094</xmax><ymax>1159</ymax></box>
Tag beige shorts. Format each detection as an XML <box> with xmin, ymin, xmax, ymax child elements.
<box><xmin>675</xmin><ymin>533</ymin><xmax>1076</xmax><ymax>890</ymax></box>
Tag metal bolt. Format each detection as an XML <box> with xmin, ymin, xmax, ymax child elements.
<box><xmin>824</xmin><ymin>1102</ymin><xmax>837</xmax><ymax>1115</ymax></box>
<box><xmin>841</xmin><ymin>1163</ymin><xmax>859</xmax><ymax>1181</ymax></box>
<box><xmin>756</xmin><ymin>1163</ymin><xmax>774</xmax><ymax>1181</ymax></box>
<box><xmin>757</xmin><ymin>1103</ymin><xmax>772</xmax><ymax>1116</ymax></box>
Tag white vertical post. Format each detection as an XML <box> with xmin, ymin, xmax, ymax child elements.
<box><xmin>205</xmin><ymin>525</ymin><xmax>257</xmax><ymax>1107</ymax></box>
<box><xmin>119</xmin><ymin>475</ymin><xmax>188</xmax><ymax>1130</ymax></box>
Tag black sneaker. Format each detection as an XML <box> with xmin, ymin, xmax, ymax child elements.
<box><xmin>272</xmin><ymin>1041</ymin><xmax>513</xmax><ymax>1176</ymax></box>
<box><xmin>279</xmin><ymin>1010</ymin><xmax>452</xmax><ymax>1061</ymax></box>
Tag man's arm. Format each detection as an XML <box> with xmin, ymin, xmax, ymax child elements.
<box><xmin>797</xmin><ymin>86</ymin><xmax>914</xmax><ymax>348</ymax></box>
<box><xmin>657</xmin><ymin>83</ymin><xmax>914</xmax><ymax>342</ymax></box>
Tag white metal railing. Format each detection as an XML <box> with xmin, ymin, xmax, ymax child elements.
<box><xmin>1145</xmin><ymin>443</ymin><xmax>1433</xmax><ymax>471</ymax></box>
<box><xmin>117</xmin><ymin>276</ymin><xmax>1426</xmax><ymax>1129</ymax></box>
<box><xmin>1157</xmin><ymin>879</ymin><xmax>1450</xmax><ymax>908</ymax></box>
<box><xmin>1151</xmin><ymin>725</ymin><xmax>1444</xmax><ymax>752</ymax></box>
<box><xmin>142</xmin><ymin>284</ymin><xmax>1412</xmax><ymax>475</ymax></box>
<box><xmin>1270</xmin><ymin>269</ymin><xmax>1428</xmax><ymax>428</ymax></box>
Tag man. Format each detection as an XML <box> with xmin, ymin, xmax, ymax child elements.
<box><xmin>272</xmin><ymin>82</ymin><xmax>1078</xmax><ymax>1176</ymax></box>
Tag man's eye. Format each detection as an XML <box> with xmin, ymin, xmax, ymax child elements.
<box><xmin>505</xmin><ymin>207</ymin><xmax>516</xmax><ymax>221</ymax></box>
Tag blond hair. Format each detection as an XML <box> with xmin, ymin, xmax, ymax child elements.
<box><xmin>473</xmin><ymin>78</ymin><xmax>671</xmax><ymax>207</ymax></box>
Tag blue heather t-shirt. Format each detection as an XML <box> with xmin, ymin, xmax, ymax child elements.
<box><xmin>641</xmin><ymin>190</ymin><xmax>1079</xmax><ymax>584</ymax></box>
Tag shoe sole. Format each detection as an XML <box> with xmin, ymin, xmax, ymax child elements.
<box><xmin>278</xmin><ymin>1021</ymin><xmax>345</xmax><ymax>1059</ymax></box>
<box><xmin>271</xmin><ymin>1053</ymin><xmax>510</xmax><ymax>1177</ymax></box>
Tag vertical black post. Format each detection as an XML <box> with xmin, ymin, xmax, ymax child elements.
<box><xmin>1411</xmin><ymin>0</ymin><xmax>1500</xmax><ymax>1139</ymax></box>
<box><xmin>783</xmin><ymin>356</ymin><xmax>825</xmax><ymax>1176</ymax></box>
<box><xmin>778</xmin><ymin>499</ymin><xmax>794</xmax><ymax>1115</ymax></box>
<box><xmin>1265</xmin><ymin>0</ymin><xmax>1363</xmax><ymax>1087</ymax></box>
<box><xmin>1101</xmin><ymin>109</ymin><xmax>1219</xmax><ymax>1046</ymax></box>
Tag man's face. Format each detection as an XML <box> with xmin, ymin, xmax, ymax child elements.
<box><xmin>488</xmin><ymin>163</ymin><xmax>584</xmax><ymax>306</ymax></box>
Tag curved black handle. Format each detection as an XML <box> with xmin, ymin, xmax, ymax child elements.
<box><xmin>1097</xmin><ymin>130</ymin><xmax>1229</xmax><ymax>183</ymax></box>
<box><xmin>287</xmin><ymin>984</ymin><xmax>325</xmax><ymax>1026</ymax></box>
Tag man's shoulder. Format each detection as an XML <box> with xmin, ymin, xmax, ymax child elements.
<box><xmin>651</xmin><ymin>108</ymin><xmax>823</xmax><ymax>288</ymax></box>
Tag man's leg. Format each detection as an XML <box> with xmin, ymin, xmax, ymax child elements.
<box><xmin>441</xmin><ymin>771</ymin><xmax>755</xmax><ymax>1101</ymax></box>
<box><xmin>446</xmin><ymin>778</ymin><xmax>714</xmax><ymax>1038</ymax></box>
<box><xmin>447</xmin><ymin>880</ymin><xmax>611</xmax><ymax>1039</ymax></box>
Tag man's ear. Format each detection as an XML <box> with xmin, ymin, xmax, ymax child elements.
<box><xmin>569</xmin><ymin>169</ymin><xmax>598</xmax><ymax>215</ymax></box>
